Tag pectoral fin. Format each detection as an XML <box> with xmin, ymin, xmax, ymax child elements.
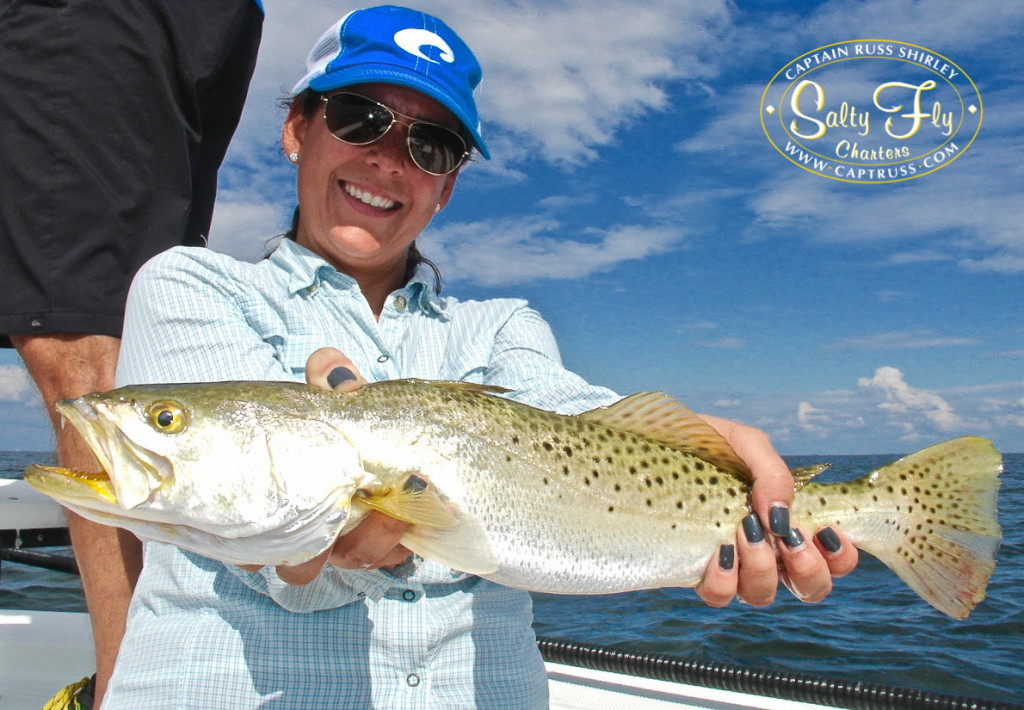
<box><xmin>355</xmin><ymin>472</ymin><xmax>500</xmax><ymax>576</ymax></box>
<box><xmin>354</xmin><ymin>473</ymin><xmax>458</xmax><ymax>528</ymax></box>
<box><xmin>401</xmin><ymin>517</ymin><xmax>500</xmax><ymax>576</ymax></box>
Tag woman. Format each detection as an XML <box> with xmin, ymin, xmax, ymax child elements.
<box><xmin>105</xmin><ymin>6</ymin><xmax>856</xmax><ymax>708</ymax></box>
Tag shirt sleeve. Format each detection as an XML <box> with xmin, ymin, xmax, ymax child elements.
<box><xmin>484</xmin><ymin>305</ymin><xmax>619</xmax><ymax>415</ymax></box>
<box><xmin>116</xmin><ymin>248</ymin><xmax>295</xmax><ymax>387</ymax></box>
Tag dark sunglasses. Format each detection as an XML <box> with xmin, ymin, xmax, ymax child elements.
<box><xmin>321</xmin><ymin>92</ymin><xmax>469</xmax><ymax>176</ymax></box>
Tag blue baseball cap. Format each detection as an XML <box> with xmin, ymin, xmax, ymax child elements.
<box><xmin>291</xmin><ymin>5</ymin><xmax>489</xmax><ymax>160</ymax></box>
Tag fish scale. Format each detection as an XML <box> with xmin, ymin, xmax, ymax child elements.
<box><xmin>24</xmin><ymin>378</ymin><xmax>1002</xmax><ymax>618</ymax></box>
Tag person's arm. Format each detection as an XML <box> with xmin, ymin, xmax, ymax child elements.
<box><xmin>12</xmin><ymin>333</ymin><xmax>139</xmax><ymax>707</ymax></box>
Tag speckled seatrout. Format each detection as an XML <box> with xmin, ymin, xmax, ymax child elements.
<box><xmin>24</xmin><ymin>379</ymin><xmax>1001</xmax><ymax>619</ymax></box>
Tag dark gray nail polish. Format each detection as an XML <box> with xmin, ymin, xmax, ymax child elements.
<box><xmin>719</xmin><ymin>544</ymin><xmax>735</xmax><ymax>571</ymax></box>
<box><xmin>816</xmin><ymin>527</ymin><xmax>842</xmax><ymax>553</ymax></box>
<box><xmin>769</xmin><ymin>505</ymin><xmax>790</xmax><ymax>537</ymax></box>
<box><xmin>403</xmin><ymin>475</ymin><xmax>428</xmax><ymax>493</ymax></box>
<box><xmin>784</xmin><ymin>528</ymin><xmax>805</xmax><ymax>549</ymax></box>
<box><xmin>327</xmin><ymin>367</ymin><xmax>356</xmax><ymax>389</ymax></box>
<box><xmin>742</xmin><ymin>513</ymin><xmax>765</xmax><ymax>544</ymax></box>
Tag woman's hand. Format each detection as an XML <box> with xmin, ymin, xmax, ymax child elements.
<box><xmin>239</xmin><ymin>348</ymin><xmax>415</xmax><ymax>585</ymax></box>
<box><xmin>694</xmin><ymin>414</ymin><xmax>859</xmax><ymax>607</ymax></box>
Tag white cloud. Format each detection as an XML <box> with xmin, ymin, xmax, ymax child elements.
<box><xmin>445</xmin><ymin>0</ymin><xmax>731</xmax><ymax>167</ymax></box>
<box><xmin>426</xmin><ymin>216</ymin><xmax>683</xmax><ymax>286</ymax></box>
<box><xmin>208</xmin><ymin>196</ymin><xmax>292</xmax><ymax>263</ymax></box>
<box><xmin>826</xmin><ymin>330</ymin><xmax>980</xmax><ymax>351</ymax></box>
<box><xmin>797</xmin><ymin>399</ymin><xmax>866</xmax><ymax>433</ymax></box>
<box><xmin>0</xmin><ymin>364</ymin><xmax>31</xmax><ymax>401</ymax></box>
<box><xmin>701</xmin><ymin>336</ymin><xmax>746</xmax><ymax>350</ymax></box>
<box><xmin>857</xmin><ymin>365</ymin><xmax>961</xmax><ymax>437</ymax></box>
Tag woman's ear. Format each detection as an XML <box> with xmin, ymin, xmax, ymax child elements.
<box><xmin>436</xmin><ymin>170</ymin><xmax>459</xmax><ymax>211</ymax></box>
<box><xmin>282</xmin><ymin>102</ymin><xmax>310</xmax><ymax>159</ymax></box>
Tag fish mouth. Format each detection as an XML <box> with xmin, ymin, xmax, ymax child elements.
<box><xmin>23</xmin><ymin>463</ymin><xmax>118</xmax><ymax>505</ymax></box>
<box><xmin>25</xmin><ymin>396</ymin><xmax>170</xmax><ymax>510</ymax></box>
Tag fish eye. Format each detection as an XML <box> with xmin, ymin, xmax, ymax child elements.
<box><xmin>147</xmin><ymin>401</ymin><xmax>188</xmax><ymax>434</ymax></box>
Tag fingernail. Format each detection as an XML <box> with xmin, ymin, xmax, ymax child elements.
<box><xmin>783</xmin><ymin>528</ymin><xmax>805</xmax><ymax>549</ymax></box>
<box><xmin>327</xmin><ymin>366</ymin><xmax>356</xmax><ymax>389</ymax></box>
<box><xmin>769</xmin><ymin>505</ymin><xmax>790</xmax><ymax>537</ymax></box>
<box><xmin>719</xmin><ymin>544</ymin><xmax>735</xmax><ymax>571</ymax></box>
<box><xmin>403</xmin><ymin>475</ymin><xmax>428</xmax><ymax>493</ymax></box>
<box><xmin>742</xmin><ymin>513</ymin><xmax>765</xmax><ymax>544</ymax></box>
<box><xmin>816</xmin><ymin>526</ymin><xmax>842</xmax><ymax>554</ymax></box>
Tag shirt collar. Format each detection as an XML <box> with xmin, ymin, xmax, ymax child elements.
<box><xmin>269</xmin><ymin>238</ymin><xmax>448</xmax><ymax>318</ymax></box>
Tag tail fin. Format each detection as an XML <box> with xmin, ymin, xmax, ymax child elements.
<box><xmin>813</xmin><ymin>437</ymin><xmax>1002</xmax><ymax>619</ymax></box>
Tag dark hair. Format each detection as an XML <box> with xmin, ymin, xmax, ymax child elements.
<box><xmin>280</xmin><ymin>88</ymin><xmax>448</xmax><ymax>294</ymax></box>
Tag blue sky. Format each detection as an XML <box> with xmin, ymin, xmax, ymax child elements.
<box><xmin>2</xmin><ymin>0</ymin><xmax>1022</xmax><ymax>454</ymax></box>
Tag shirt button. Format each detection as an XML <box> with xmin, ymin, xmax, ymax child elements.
<box><xmin>402</xmin><ymin>589</ymin><xmax>416</xmax><ymax>601</ymax></box>
<box><xmin>377</xmin><ymin>354</ymin><xmax>389</xmax><ymax>363</ymax></box>
<box><xmin>406</xmin><ymin>673</ymin><xmax>421</xmax><ymax>687</ymax></box>
<box><xmin>393</xmin><ymin>295</ymin><xmax>408</xmax><ymax>311</ymax></box>
<box><xmin>306</xmin><ymin>283</ymin><xmax>319</xmax><ymax>295</ymax></box>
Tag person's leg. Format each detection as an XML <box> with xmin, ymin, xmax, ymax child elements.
<box><xmin>12</xmin><ymin>333</ymin><xmax>142</xmax><ymax>705</ymax></box>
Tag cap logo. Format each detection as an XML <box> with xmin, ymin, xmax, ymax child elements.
<box><xmin>393</xmin><ymin>28</ymin><xmax>454</xmax><ymax>65</ymax></box>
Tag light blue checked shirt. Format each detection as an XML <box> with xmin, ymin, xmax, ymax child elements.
<box><xmin>105</xmin><ymin>239</ymin><xmax>618</xmax><ymax>709</ymax></box>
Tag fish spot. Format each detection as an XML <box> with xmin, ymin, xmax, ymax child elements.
<box><xmin>709</xmin><ymin>476</ymin><xmax>719</xmax><ymax>485</ymax></box>
<box><xmin>614</xmin><ymin>483</ymin><xmax>622</xmax><ymax>492</ymax></box>
<box><xmin>562</xmin><ymin>466</ymin><xmax>570</xmax><ymax>476</ymax></box>
<box><xmin>695</xmin><ymin>462</ymin><xmax>705</xmax><ymax>471</ymax></box>
<box><xmin>695</xmin><ymin>477</ymin><xmax>705</xmax><ymax>485</ymax></box>
<box><xmin>645</xmin><ymin>499</ymin><xmax>653</xmax><ymax>507</ymax></box>
<box><xmin>698</xmin><ymin>493</ymin><xmax>707</xmax><ymax>503</ymax></box>
<box><xmin>542</xmin><ymin>441</ymin><xmax>553</xmax><ymax>452</ymax></box>
<box><xmin>542</xmin><ymin>477</ymin><xmax>549</xmax><ymax>485</ymax></box>
<box><xmin>655</xmin><ymin>476</ymin><xmax>664</xmax><ymax>486</ymax></box>
<box><xmin>676</xmin><ymin>501</ymin><xmax>683</xmax><ymax>509</ymax></box>
<box><xmin>608</xmin><ymin>506</ymin><xmax>615</xmax><ymax>513</ymax></box>
<box><xmin>563</xmin><ymin>446</ymin><xmax>574</xmax><ymax>457</ymax></box>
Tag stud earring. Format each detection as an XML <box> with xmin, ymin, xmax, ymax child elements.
<box><xmin>434</xmin><ymin>204</ymin><xmax>442</xmax><ymax>214</ymax></box>
<box><xmin>288</xmin><ymin>152</ymin><xmax>300</xmax><ymax>163</ymax></box>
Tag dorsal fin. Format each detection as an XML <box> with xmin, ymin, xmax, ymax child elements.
<box><xmin>579</xmin><ymin>392</ymin><xmax>752</xmax><ymax>479</ymax></box>
<box><xmin>790</xmin><ymin>463</ymin><xmax>831</xmax><ymax>489</ymax></box>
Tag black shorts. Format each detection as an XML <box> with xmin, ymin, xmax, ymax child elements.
<box><xmin>0</xmin><ymin>0</ymin><xmax>263</xmax><ymax>347</ymax></box>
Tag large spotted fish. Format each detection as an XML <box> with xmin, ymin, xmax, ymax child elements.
<box><xmin>25</xmin><ymin>379</ymin><xmax>1001</xmax><ymax>618</ymax></box>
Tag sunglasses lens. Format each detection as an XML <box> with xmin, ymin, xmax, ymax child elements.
<box><xmin>324</xmin><ymin>94</ymin><xmax>391</xmax><ymax>145</ymax></box>
<box><xmin>408</xmin><ymin>124</ymin><xmax>466</xmax><ymax>175</ymax></box>
<box><xmin>323</xmin><ymin>93</ymin><xmax>468</xmax><ymax>175</ymax></box>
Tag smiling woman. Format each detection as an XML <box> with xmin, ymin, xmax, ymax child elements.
<box><xmin>97</xmin><ymin>5</ymin><xmax>857</xmax><ymax>709</ymax></box>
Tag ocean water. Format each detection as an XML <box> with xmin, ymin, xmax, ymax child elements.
<box><xmin>2</xmin><ymin>450</ymin><xmax>1022</xmax><ymax>705</ymax></box>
